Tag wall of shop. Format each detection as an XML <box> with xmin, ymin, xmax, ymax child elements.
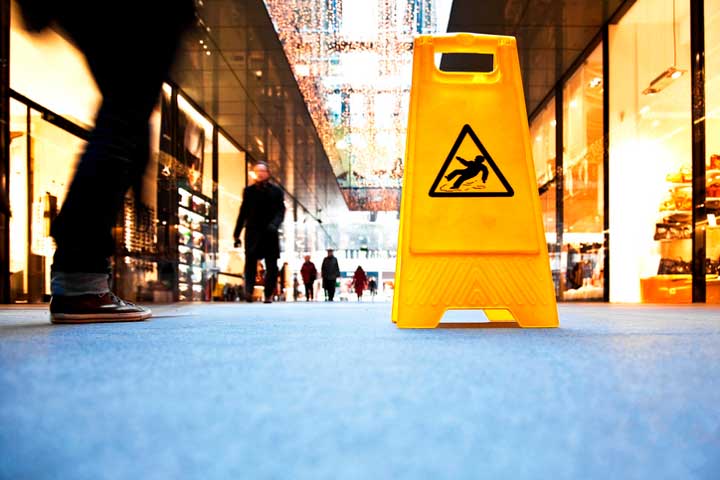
<box><xmin>529</xmin><ymin>0</ymin><xmax>719</xmax><ymax>303</ymax></box>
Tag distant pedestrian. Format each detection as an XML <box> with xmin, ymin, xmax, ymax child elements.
<box><xmin>368</xmin><ymin>277</ymin><xmax>377</xmax><ymax>300</ymax></box>
<box><xmin>292</xmin><ymin>273</ymin><xmax>300</xmax><ymax>302</ymax></box>
<box><xmin>233</xmin><ymin>162</ymin><xmax>285</xmax><ymax>304</ymax></box>
<box><xmin>321</xmin><ymin>249</ymin><xmax>340</xmax><ymax>302</ymax></box>
<box><xmin>352</xmin><ymin>266</ymin><xmax>367</xmax><ymax>302</ymax></box>
<box><xmin>300</xmin><ymin>255</ymin><xmax>318</xmax><ymax>302</ymax></box>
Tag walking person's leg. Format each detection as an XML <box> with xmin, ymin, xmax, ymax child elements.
<box><xmin>264</xmin><ymin>258</ymin><xmax>279</xmax><ymax>302</ymax></box>
<box><xmin>305</xmin><ymin>282</ymin><xmax>312</xmax><ymax>301</ymax></box>
<box><xmin>48</xmin><ymin>3</ymin><xmax>193</xmax><ymax>323</ymax></box>
<box><xmin>244</xmin><ymin>255</ymin><xmax>258</xmax><ymax>301</ymax></box>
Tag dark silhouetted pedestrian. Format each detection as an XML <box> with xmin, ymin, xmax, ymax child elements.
<box><xmin>321</xmin><ymin>249</ymin><xmax>340</xmax><ymax>301</ymax></box>
<box><xmin>300</xmin><ymin>255</ymin><xmax>317</xmax><ymax>302</ymax></box>
<box><xmin>368</xmin><ymin>277</ymin><xmax>377</xmax><ymax>300</ymax></box>
<box><xmin>233</xmin><ymin>162</ymin><xmax>285</xmax><ymax>304</ymax></box>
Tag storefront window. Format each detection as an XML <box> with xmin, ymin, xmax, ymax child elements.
<box><xmin>540</xmin><ymin>187</ymin><xmax>559</xmax><ymax>295</ymax></box>
<box><xmin>530</xmin><ymin>98</ymin><xmax>556</xmax><ymax>187</ymax></box>
<box><xmin>173</xmin><ymin>95</ymin><xmax>214</xmax><ymax>301</ymax></box>
<box><xmin>9</xmin><ymin>99</ymin><xmax>28</xmax><ymax>302</ymax></box>
<box><xmin>29</xmin><ymin>109</ymin><xmax>87</xmax><ymax>299</ymax></box>
<box><xmin>114</xmin><ymin>101</ymin><xmax>163</xmax><ymax>303</ymax></box>
<box><xmin>177</xmin><ymin>94</ymin><xmax>213</xmax><ymax>197</ymax></box>
<box><xmin>217</xmin><ymin>133</ymin><xmax>246</xmax><ymax>292</ymax></box>
<box><xmin>561</xmin><ymin>44</ymin><xmax>605</xmax><ymax>300</ymax></box>
<box><xmin>705</xmin><ymin>0</ymin><xmax>720</xmax><ymax>303</ymax></box>
<box><xmin>530</xmin><ymin>98</ymin><xmax>558</xmax><ymax>294</ymax></box>
<box><xmin>10</xmin><ymin>4</ymin><xmax>100</xmax><ymax>127</ymax></box>
<box><xmin>609</xmin><ymin>0</ymin><xmax>691</xmax><ymax>303</ymax></box>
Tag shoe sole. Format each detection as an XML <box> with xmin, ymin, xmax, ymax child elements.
<box><xmin>51</xmin><ymin>311</ymin><xmax>152</xmax><ymax>324</ymax></box>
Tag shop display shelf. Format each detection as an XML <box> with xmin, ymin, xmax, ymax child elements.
<box><xmin>657</xmin><ymin>210</ymin><xmax>692</xmax><ymax>218</ymax></box>
<box><xmin>179</xmin><ymin>206</ymin><xmax>207</xmax><ymax>223</ymax></box>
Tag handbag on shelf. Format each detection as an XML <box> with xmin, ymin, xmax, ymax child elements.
<box><xmin>658</xmin><ymin>258</ymin><xmax>692</xmax><ymax>275</ymax></box>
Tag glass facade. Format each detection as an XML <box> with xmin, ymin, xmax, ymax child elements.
<box><xmin>530</xmin><ymin>98</ymin><xmax>559</xmax><ymax>293</ymax></box>
<box><xmin>610</xmin><ymin>0</ymin><xmax>692</xmax><ymax>303</ymax></box>
<box><xmin>562</xmin><ymin>44</ymin><xmax>605</xmax><ymax>301</ymax></box>
<box><xmin>530</xmin><ymin>98</ymin><xmax>556</xmax><ymax>188</ymax></box>
<box><xmin>706</xmin><ymin>0</ymin><xmax>720</xmax><ymax>302</ymax></box>
<box><xmin>527</xmin><ymin>0</ymin><xmax>715</xmax><ymax>303</ymax></box>
<box><xmin>8</xmin><ymin>99</ymin><xmax>27</xmax><ymax>302</ymax></box>
<box><xmin>9</xmin><ymin>5</ymin><xmax>99</xmax><ymax>127</ymax></box>
<box><xmin>217</xmin><ymin>132</ymin><xmax>246</xmax><ymax>291</ymax></box>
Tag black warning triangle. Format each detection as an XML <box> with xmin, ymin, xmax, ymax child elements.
<box><xmin>429</xmin><ymin>124</ymin><xmax>514</xmax><ymax>197</ymax></box>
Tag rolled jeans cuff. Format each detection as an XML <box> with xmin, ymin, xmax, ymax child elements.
<box><xmin>51</xmin><ymin>272</ymin><xmax>111</xmax><ymax>296</ymax></box>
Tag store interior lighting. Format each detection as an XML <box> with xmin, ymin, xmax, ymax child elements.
<box><xmin>642</xmin><ymin>0</ymin><xmax>686</xmax><ymax>95</ymax></box>
<box><xmin>642</xmin><ymin>66</ymin><xmax>686</xmax><ymax>95</ymax></box>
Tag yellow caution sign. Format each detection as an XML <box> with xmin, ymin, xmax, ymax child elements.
<box><xmin>393</xmin><ymin>33</ymin><xmax>558</xmax><ymax>328</ymax></box>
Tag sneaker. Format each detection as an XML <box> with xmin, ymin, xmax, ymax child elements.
<box><xmin>50</xmin><ymin>292</ymin><xmax>151</xmax><ymax>324</ymax></box>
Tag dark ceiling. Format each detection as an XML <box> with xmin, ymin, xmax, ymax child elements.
<box><xmin>445</xmin><ymin>0</ymin><xmax>626</xmax><ymax>116</ymax></box>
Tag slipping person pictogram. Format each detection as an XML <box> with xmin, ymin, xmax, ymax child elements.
<box><xmin>444</xmin><ymin>155</ymin><xmax>489</xmax><ymax>189</ymax></box>
<box><xmin>428</xmin><ymin>124</ymin><xmax>514</xmax><ymax>197</ymax></box>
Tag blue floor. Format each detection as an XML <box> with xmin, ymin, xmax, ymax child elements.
<box><xmin>1</xmin><ymin>302</ymin><xmax>719</xmax><ymax>480</ymax></box>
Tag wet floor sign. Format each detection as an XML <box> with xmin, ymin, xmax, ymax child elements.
<box><xmin>392</xmin><ymin>33</ymin><xmax>558</xmax><ymax>328</ymax></box>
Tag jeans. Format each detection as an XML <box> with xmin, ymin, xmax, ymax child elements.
<box><xmin>245</xmin><ymin>257</ymin><xmax>279</xmax><ymax>300</ymax></box>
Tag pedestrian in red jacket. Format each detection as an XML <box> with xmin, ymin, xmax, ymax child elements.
<box><xmin>352</xmin><ymin>266</ymin><xmax>368</xmax><ymax>302</ymax></box>
<box><xmin>300</xmin><ymin>255</ymin><xmax>318</xmax><ymax>301</ymax></box>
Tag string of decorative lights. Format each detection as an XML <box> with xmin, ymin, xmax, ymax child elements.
<box><xmin>263</xmin><ymin>0</ymin><xmax>444</xmax><ymax>203</ymax></box>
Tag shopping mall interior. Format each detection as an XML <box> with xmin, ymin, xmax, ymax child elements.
<box><xmin>2</xmin><ymin>0</ymin><xmax>719</xmax><ymax>305</ymax></box>
<box><xmin>2</xmin><ymin>1</ymin><xmax>720</xmax><ymax>478</ymax></box>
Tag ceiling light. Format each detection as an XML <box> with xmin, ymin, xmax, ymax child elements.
<box><xmin>642</xmin><ymin>0</ymin><xmax>686</xmax><ymax>95</ymax></box>
<box><xmin>588</xmin><ymin>77</ymin><xmax>602</xmax><ymax>89</ymax></box>
<box><xmin>642</xmin><ymin>66</ymin><xmax>686</xmax><ymax>95</ymax></box>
